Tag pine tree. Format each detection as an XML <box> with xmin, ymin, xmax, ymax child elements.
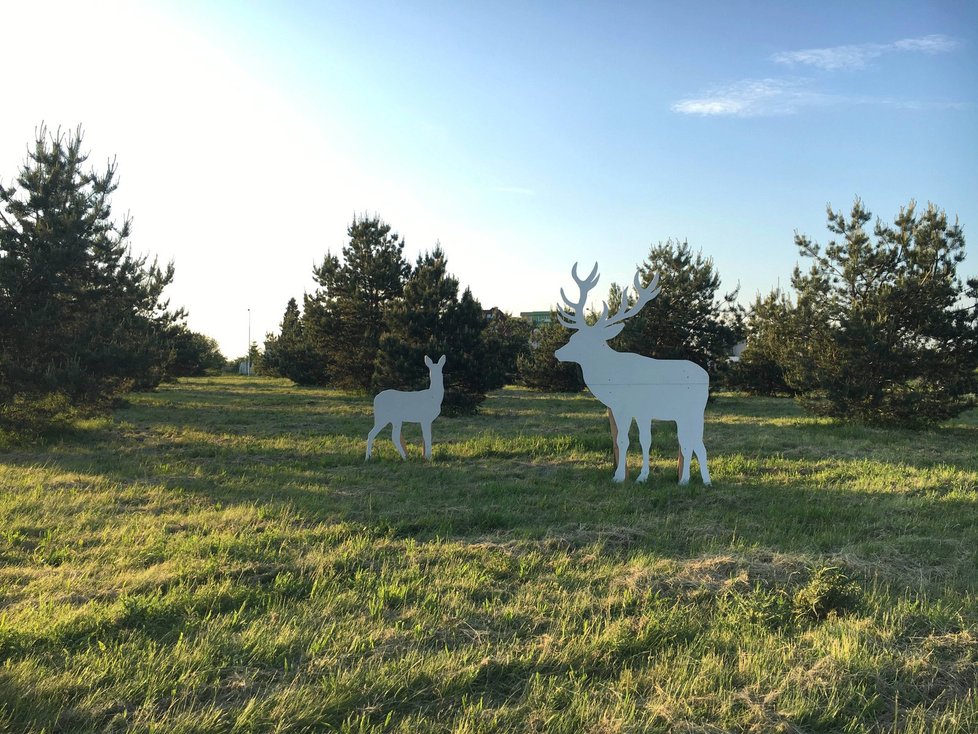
<box><xmin>0</xmin><ymin>125</ymin><xmax>180</xmax><ymax>419</ymax></box>
<box><xmin>517</xmin><ymin>313</ymin><xmax>585</xmax><ymax>392</ymax></box>
<box><xmin>729</xmin><ymin>289</ymin><xmax>794</xmax><ymax>395</ymax></box>
<box><xmin>167</xmin><ymin>327</ymin><xmax>226</xmax><ymax>377</ymax></box>
<box><xmin>299</xmin><ymin>291</ymin><xmax>339</xmax><ymax>386</ymax></box>
<box><xmin>442</xmin><ymin>287</ymin><xmax>491</xmax><ymax>414</ymax></box>
<box><xmin>612</xmin><ymin>239</ymin><xmax>742</xmax><ymax>377</ymax></box>
<box><xmin>373</xmin><ymin>247</ymin><xmax>491</xmax><ymax>414</ymax></box>
<box><xmin>481</xmin><ymin>312</ymin><xmax>532</xmax><ymax>390</ymax></box>
<box><xmin>776</xmin><ymin>198</ymin><xmax>978</xmax><ymax>425</ymax></box>
<box><xmin>303</xmin><ymin>215</ymin><xmax>410</xmax><ymax>390</ymax></box>
<box><xmin>373</xmin><ymin>247</ymin><xmax>457</xmax><ymax>391</ymax></box>
<box><xmin>263</xmin><ymin>298</ymin><xmax>323</xmax><ymax>384</ymax></box>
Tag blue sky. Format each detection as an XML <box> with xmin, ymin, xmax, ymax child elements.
<box><xmin>1</xmin><ymin>1</ymin><xmax>975</xmax><ymax>356</ymax></box>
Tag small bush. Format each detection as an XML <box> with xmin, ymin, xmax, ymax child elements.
<box><xmin>792</xmin><ymin>566</ymin><xmax>861</xmax><ymax>623</ymax></box>
<box><xmin>723</xmin><ymin>583</ymin><xmax>795</xmax><ymax>630</ymax></box>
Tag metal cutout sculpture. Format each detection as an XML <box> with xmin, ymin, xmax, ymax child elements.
<box><xmin>554</xmin><ymin>263</ymin><xmax>711</xmax><ymax>485</ymax></box>
<box><xmin>366</xmin><ymin>355</ymin><xmax>446</xmax><ymax>461</ymax></box>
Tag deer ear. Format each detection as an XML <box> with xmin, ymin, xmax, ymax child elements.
<box><xmin>437</xmin><ymin>355</ymin><xmax>446</xmax><ymax>366</ymax></box>
<box><xmin>603</xmin><ymin>322</ymin><xmax>626</xmax><ymax>340</ymax></box>
<box><xmin>424</xmin><ymin>355</ymin><xmax>433</xmax><ymax>367</ymax></box>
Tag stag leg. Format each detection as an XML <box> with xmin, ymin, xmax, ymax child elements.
<box><xmin>613</xmin><ymin>414</ymin><xmax>631</xmax><ymax>482</ymax></box>
<box><xmin>608</xmin><ymin>408</ymin><xmax>619</xmax><ymax>467</ymax></box>
<box><xmin>694</xmin><ymin>441</ymin><xmax>711</xmax><ymax>486</ymax></box>
<box><xmin>391</xmin><ymin>422</ymin><xmax>408</xmax><ymax>460</ymax></box>
<box><xmin>421</xmin><ymin>421</ymin><xmax>433</xmax><ymax>461</ymax></box>
<box><xmin>366</xmin><ymin>420</ymin><xmax>385</xmax><ymax>460</ymax></box>
<box><xmin>677</xmin><ymin>427</ymin><xmax>693</xmax><ymax>485</ymax></box>
<box><xmin>637</xmin><ymin>419</ymin><xmax>652</xmax><ymax>482</ymax></box>
<box><xmin>678</xmin><ymin>447</ymin><xmax>691</xmax><ymax>484</ymax></box>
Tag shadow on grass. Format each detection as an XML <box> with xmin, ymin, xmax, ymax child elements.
<box><xmin>1</xmin><ymin>380</ymin><xmax>974</xmax><ymax>590</ymax></box>
<box><xmin>2</xmin><ymin>380</ymin><xmax>977</xmax><ymax>733</ymax></box>
<box><xmin>3</xmin><ymin>380</ymin><xmax>976</xmax><ymax>588</ymax></box>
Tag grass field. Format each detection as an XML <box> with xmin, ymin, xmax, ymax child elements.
<box><xmin>1</xmin><ymin>376</ymin><xmax>976</xmax><ymax>733</ymax></box>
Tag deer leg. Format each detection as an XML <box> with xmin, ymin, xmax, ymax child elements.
<box><xmin>694</xmin><ymin>441</ymin><xmax>711</xmax><ymax>486</ymax></box>
<box><xmin>637</xmin><ymin>419</ymin><xmax>652</xmax><ymax>482</ymax></box>
<box><xmin>608</xmin><ymin>408</ymin><xmax>619</xmax><ymax>467</ymax></box>
<box><xmin>391</xmin><ymin>422</ymin><xmax>407</xmax><ymax>460</ymax></box>
<box><xmin>366</xmin><ymin>421</ymin><xmax>385</xmax><ymax>460</ymax></box>
<box><xmin>421</xmin><ymin>421</ymin><xmax>433</xmax><ymax>461</ymax></box>
<box><xmin>677</xmin><ymin>427</ymin><xmax>692</xmax><ymax>485</ymax></box>
<box><xmin>613</xmin><ymin>414</ymin><xmax>630</xmax><ymax>483</ymax></box>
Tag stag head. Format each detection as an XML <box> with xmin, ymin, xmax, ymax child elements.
<box><xmin>554</xmin><ymin>262</ymin><xmax>661</xmax><ymax>363</ymax></box>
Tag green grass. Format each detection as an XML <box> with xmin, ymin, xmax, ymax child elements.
<box><xmin>1</xmin><ymin>376</ymin><xmax>976</xmax><ymax>733</ymax></box>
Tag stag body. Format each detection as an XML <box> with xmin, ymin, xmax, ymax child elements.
<box><xmin>555</xmin><ymin>263</ymin><xmax>711</xmax><ymax>485</ymax></box>
<box><xmin>366</xmin><ymin>355</ymin><xmax>446</xmax><ymax>461</ymax></box>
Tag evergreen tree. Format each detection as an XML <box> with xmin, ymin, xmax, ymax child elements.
<box><xmin>249</xmin><ymin>343</ymin><xmax>261</xmax><ymax>375</ymax></box>
<box><xmin>166</xmin><ymin>327</ymin><xmax>226</xmax><ymax>377</ymax></box>
<box><xmin>728</xmin><ymin>289</ymin><xmax>795</xmax><ymax>395</ymax></box>
<box><xmin>299</xmin><ymin>291</ymin><xmax>338</xmax><ymax>386</ymax></box>
<box><xmin>0</xmin><ymin>125</ymin><xmax>180</xmax><ymax>417</ymax></box>
<box><xmin>373</xmin><ymin>247</ymin><xmax>491</xmax><ymax>414</ymax></box>
<box><xmin>776</xmin><ymin>198</ymin><xmax>978</xmax><ymax>426</ymax></box>
<box><xmin>443</xmin><ymin>287</ymin><xmax>491</xmax><ymax>414</ymax></box>
<box><xmin>303</xmin><ymin>215</ymin><xmax>410</xmax><ymax>390</ymax></box>
<box><xmin>373</xmin><ymin>247</ymin><xmax>457</xmax><ymax>390</ymax></box>
<box><xmin>611</xmin><ymin>239</ymin><xmax>742</xmax><ymax>378</ymax></box>
<box><xmin>263</xmin><ymin>298</ymin><xmax>323</xmax><ymax>384</ymax></box>
<box><xmin>517</xmin><ymin>313</ymin><xmax>585</xmax><ymax>392</ymax></box>
<box><xmin>481</xmin><ymin>312</ymin><xmax>532</xmax><ymax>390</ymax></box>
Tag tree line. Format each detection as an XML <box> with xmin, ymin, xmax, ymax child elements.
<box><xmin>730</xmin><ymin>198</ymin><xmax>978</xmax><ymax>426</ymax></box>
<box><xmin>3</xmin><ymin>126</ymin><xmax>976</xmax><ymax>433</ymax></box>
<box><xmin>259</xmin><ymin>217</ymin><xmax>531</xmax><ymax>414</ymax></box>
<box><xmin>517</xmin><ymin>202</ymin><xmax>978</xmax><ymax>428</ymax></box>
<box><xmin>0</xmin><ymin>127</ymin><xmax>223</xmax><ymax>433</ymax></box>
<box><xmin>257</xmin><ymin>220</ymin><xmax>749</xmax><ymax>416</ymax></box>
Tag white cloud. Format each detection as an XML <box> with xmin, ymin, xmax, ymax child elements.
<box><xmin>892</xmin><ymin>34</ymin><xmax>960</xmax><ymax>53</ymax></box>
<box><xmin>672</xmin><ymin>77</ymin><xmax>968</xmax><ymax>117</ymax></box>
<box><xmin>772</xmin><ymin>44</ymin><xmax>885</xmax><ymax>71</ymax></box>
<box><xmin>773</xmin><ymin>34</ymin><xmax>959</xmax><ymax>70</ymax></box>
<box><xmin>671</xmin><ymin>78</ymin><xmax>838</xmax><ymax>117</ymax></box>
<box><xmin>672</xmin><ymin>97</ymin><xmax>750</xmax><ymax>116</ymax></box>
<box><xmin>675</xmin><ymin>33</ymin><xmax>963</xmax><ymax>117</ymax></box>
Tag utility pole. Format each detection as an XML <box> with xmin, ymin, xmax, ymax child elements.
<box><xmin>247</xmin><ymin>308</ymin><xmax>251</xmax><ymax>376</ymax></box>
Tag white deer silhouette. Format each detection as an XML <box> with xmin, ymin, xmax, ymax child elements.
<box><xmin>554</xmin><ymin>263</ymin><xmax>711</xmax><ymax>485</ymax></box>
<box><xmin>365</xmin><ymin>355</ymin><xmax>446</xmax><ymax>461</ymax></box>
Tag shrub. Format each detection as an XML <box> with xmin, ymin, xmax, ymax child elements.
<box><xmin>792</xmin><ymin>566</ymin><xmax>861</xmax><ymax>623</ymax></box>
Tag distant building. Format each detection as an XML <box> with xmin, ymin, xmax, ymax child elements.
<box><xmin>728</xmin><ymin>341</ymin><xmax>747</xmax><ymax>362</ymax></box>
<box><xmin>519</xmin><ymin>311</ymin><xmax>554</xmax><ymax>350</ymax></box>
<box><xmin>482</xmin><ymin>307</ymin><xmax>507</xmax><ymax>323</ymax></box>
<box><xmin>520</xmin><ymin>311</ymin><xmax>552</xmax><ymax>327</ymax></box>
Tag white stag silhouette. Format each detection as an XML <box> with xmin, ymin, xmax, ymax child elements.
<box><xmin>554</xmin><ymin>263</ymin><xmax>711</xmax><ymax>485</ymax></box>
<box><xmin>366</xmin><ymin>355</ymin><xmax>446</xmax><ymax>461</ymax></box>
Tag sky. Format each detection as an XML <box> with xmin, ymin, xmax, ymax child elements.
<box><xmin>1</xmin><ymin>0</ymin><xmax>976</xmax><ymax>357</ymax></box>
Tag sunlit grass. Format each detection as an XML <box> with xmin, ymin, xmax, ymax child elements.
<box><xmin>1</xmin><ymin>377</ymin><xmax>976</xmax><ymax>732</ymax></box>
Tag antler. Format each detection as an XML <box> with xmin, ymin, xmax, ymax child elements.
<box><xmin>556</xmin><ymin>262</ymin><xmax>600</xmax><ymax>329</ymax></box>
<box><xmin>599</xmin><ymin>270</ymin><xmax>661</xmax><ymax>327</ymax></box>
